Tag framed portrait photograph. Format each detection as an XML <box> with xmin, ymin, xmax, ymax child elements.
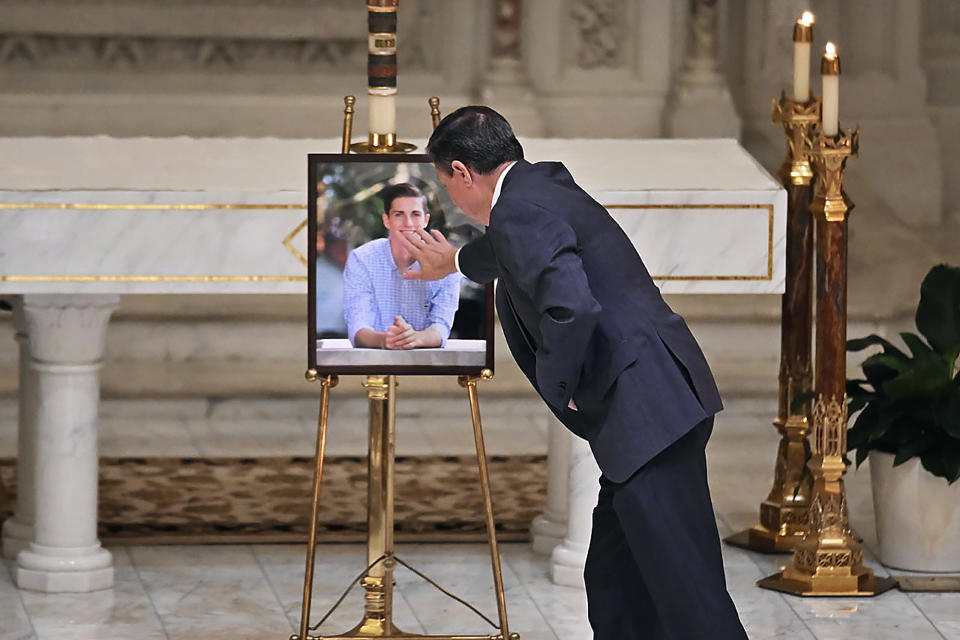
<box><xmin>307</xmin><ymin>153</ymin><xmax>494</xmax><ymax>375</ymax></box>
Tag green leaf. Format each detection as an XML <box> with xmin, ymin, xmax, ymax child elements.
<box><xmin>901</xmin><ymin>332</ymin><xmax>938</xmax><ymax>362</ymax></box>
<box><xmin>862</xmin><ymin>352</ymin><xmax>909</xmax><ymax>388</ymax></box>
<box><xmin>880</xmin><ymin>337</ymin><xmax>951</xmax><ymax>400</ymax></box>
<box><xmin>920</xmin><ymin>453</ymin><xmax>948</xmax><ymax>481</ymax></box>
<box><xmin>894</xmin><ymin>435</ymin><xmax>935</xmax><ymax>466</ymax></box>
<box><xmin>939</xmin><ymin>385</ymin><xmax>960</xmax><ymax>439</ymax></box>
<box><xmin>848</xmin><ymin>403</ymin><xmax>884</xmax><ymax>451</ymax></box>
<box><xmin>855</xmin><ymin>445</ymin><xmax>869</xmax><ymax>467</ymax></box>
<box><xmin>916</xmin><ymin>264</ymin><xmax>960</xmax><ymax>356</ymax></box>
<box><xmin>848</xmin><ymin>334</ymin><xmax>907</xmax><ymax>358</ymax></box>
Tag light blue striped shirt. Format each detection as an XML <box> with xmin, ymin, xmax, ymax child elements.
<box><xmin>343</xmin><ymin>238</ymin><xmax>461</xmax><ymax>346</ymax></box>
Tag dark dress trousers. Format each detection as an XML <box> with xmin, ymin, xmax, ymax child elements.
<box><xmin>459</xmin><ymin>160</ymin><xmax>747</xmax><ymax>639</ymax></box>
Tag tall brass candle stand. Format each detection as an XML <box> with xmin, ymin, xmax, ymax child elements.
<box><xmin>758</xmin><ymin>124</ymin><xmax>895</xmax><ymax>596</ymax></box>
<box><xmin>725</xmin><ymin>91</ymin><xmax>818</xmax><ymax>553</ymax></box>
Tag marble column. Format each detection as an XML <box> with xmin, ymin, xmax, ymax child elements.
<box><xmin>550</xmin><ymin>436</ymin><xmax>600</xmax><ymax>588</ymax></box>
<box><xmin>15</xmin><ymin>294</ymin><xmax>118</xmax><ymax>593</ymax></box>
<box><xmin>666</xmin><ymin>0</ymin><xmax>741</xmax><ymax>138</ymax></box>
<box><xmin>530</xmin><ymin>415</ymin><xmax>571</xmax><ymax>554</ymax></box>
<box><xmin>479</xmin><ymin>0</ymin><xmax>544</xmax><ymax>135</ymax></box>
<box><xmin>1</xmin><ymin>298</ymin><xmax>37</xmax><ymax>559</ymax></box>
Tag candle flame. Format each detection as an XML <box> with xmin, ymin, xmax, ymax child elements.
<box><xmin>824</xmin><ymin>42</ymin><xmax>838</xmax><ymax>59</ymax></box>
<box><xmin>799</xmin><ymin>11</ymin><xmax>815</xmax><ymax>26</ymax></box>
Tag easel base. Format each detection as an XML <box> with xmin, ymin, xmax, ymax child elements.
<box><xmin>724</xmin><ymin>526</ymin><xmax>801</xmax><ymax>554</ymax></box>
<box><xmin>757</xmin><ymin>572</ymin><xmax>897</xmax><ymax>597</ymax></box>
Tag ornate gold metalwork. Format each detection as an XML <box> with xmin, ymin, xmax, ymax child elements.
<box><xmin>759</xmin><ymin>125</ymin><xmax>895</xmax><ymax>596</ymax></box>
<box><xmin>283</xmin><ymin>217</ymin><xmax>310</xmax><ymax>267</ymax></box>
<box><xmin>809</xmin><ymin>126</ymin><xmax>859</xmax><ymax>222</ymax></box>
<box><xmin>771</xmin><ymin>91</ymin><xmax>820</xmax><ymax>186</ymax></box>
<box><xmin>726</xmin><ymin>91</ymin><xmax>818</xmax><ymax>554</ymax></box>
<box><xmin>759</xmin><ymin>394</ymin><xmax>892</xmax><ymax>594</ymax></box>
<box><xmin>342</xmin><ymin>95</ymin><xmax>356</xmax><ymax>154</ymax></box>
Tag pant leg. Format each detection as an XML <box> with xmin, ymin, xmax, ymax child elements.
<box><xmin>610</xmin><ymin>418</ymin><xmax>747</xmax><ymax>640</ymax></box>
<box><xmin>585</xmin><ymin>476</ymin><xmax>666</xmax><ymax>640</ymax></box>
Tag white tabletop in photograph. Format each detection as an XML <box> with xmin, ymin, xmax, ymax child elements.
<box><xmin>315</xmin><ymin>338</ymin><xmax>486</xmax><ymax>367</ymax></box>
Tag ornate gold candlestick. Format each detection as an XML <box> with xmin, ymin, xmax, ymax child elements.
<box><xmin>725</xmin><ymin>91</ymin><xmax>819</xmax><ymax>553</ymax></box>
<box><xmin>758</xmin><ymin>125</ymin><xmax>895</xmax><ymax>596</ymax></box>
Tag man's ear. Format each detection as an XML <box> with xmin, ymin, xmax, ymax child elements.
<box><xmin>450</xmin><ymin>160</ymin><xmax>473</xmax><ymax>187</ymax></box>
<box><xmin>382</xmin><ymin>212</ymin><xmax>390</xmax><ymax>229</ymax></box>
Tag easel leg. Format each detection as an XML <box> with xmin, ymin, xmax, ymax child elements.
<box><xmin>459</xmin><ymin>376</ymin><xmax>516</xmax><ymax>640</ymax></box>
<box><xmin>296</xmin><ymin>375</ymin><xmax>338</xmax><ymax>640</ymax></box>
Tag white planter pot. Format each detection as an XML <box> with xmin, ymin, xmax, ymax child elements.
<box><xmin>870</xmin><ymin>450</ymin><xmax>960</xmax><ymax>572</ymax></box>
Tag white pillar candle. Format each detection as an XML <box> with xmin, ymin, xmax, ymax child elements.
<box><xmin>793</xmin><ymin>12</ymin><xmax>815</xmax><ymax>102</ymax></box>
<box><xmin>369</xmin><ymin>91</ymin><xmax>396</xmax><ymax>136</ymax></box>
<box><xmin>821</xmin><ymin>42</ymin><xmax>840</xmax><ymax>137</ymax></box>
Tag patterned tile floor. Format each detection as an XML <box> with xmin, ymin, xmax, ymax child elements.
<box><xmin>1</xmin><ymin>394</ymin><xmax>958</xmax><ymax>639</ymax></box>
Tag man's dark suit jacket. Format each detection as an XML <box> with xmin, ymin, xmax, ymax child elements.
<box><xmin>459</xmin><ymin>159</ymin><xmax>723</xmax><ymax>483</ymax></box>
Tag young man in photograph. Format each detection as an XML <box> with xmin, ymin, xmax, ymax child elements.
<box><xmin>342</xmin><ymin>182</ymin><xmax>460</xmax><ymax>350</ymax></box>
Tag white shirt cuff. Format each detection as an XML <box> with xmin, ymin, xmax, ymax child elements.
<box><xmin>454</xmin><ymin>247</ymin><xmax>465</xmax><ymax>277</ymax></box>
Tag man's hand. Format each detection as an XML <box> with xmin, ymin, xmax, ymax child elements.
<box><xmin>568</xmin><ymin>398</ymin><xmax>578</xmax><ymax>411</ymax></box>
<box><xmin>385</xmin><ymin>316</ymin><xmax>417</xmax><ymax>350</ymax></box>
<box><xmin>398</xmin><ymin>228</ymin><xmax>458</xmax><ymax>281</ymax></box>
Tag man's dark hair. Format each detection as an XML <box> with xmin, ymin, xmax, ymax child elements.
<box><xmin>426</xmin><ymin>105</ymin><xmax>524</xmax><ymax>175</ymax></box>
<box><xmin>380</xmin><ymin>182</ymin><xmax>426</xmax><ymax>214</ymax></box>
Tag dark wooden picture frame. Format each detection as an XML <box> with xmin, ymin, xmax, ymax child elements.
<box><xmin>307</xmin><ymin>153</ymin><xmax>495</xmax><ymax>376</ymax></box>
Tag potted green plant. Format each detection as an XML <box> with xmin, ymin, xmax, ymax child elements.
<box><xmin>846</xmin><ymin>263</ymin><xmax>960</xmax><ymax>572</ymax></box>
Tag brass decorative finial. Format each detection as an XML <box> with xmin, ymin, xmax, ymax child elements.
<box><xmin>342</xmin><ymin>95</ymin><xmax>356</xmax><ymax>154</ymax></box>
<box><xmin>429</xmin><ymin>96</ymin><xmax>441</xmax><ymax>129</ymax></box>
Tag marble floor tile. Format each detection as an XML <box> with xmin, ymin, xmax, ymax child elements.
<box><xmin>252</xmin><ymin>542</ymin><xmax>425</xmax><ymax>635</ymax></box>
<box><xmin>908</xmin><ymin>592</ymin><xmax>960</xmax><ymax>640</ymax></box>
<box><xmin>392</xmin><ymin>543</ymin><xmax>554</xmax><ymax>638</ymax></box>
<box><xmin>0</xmin><ymin>560</ymin><xmax>35</xmax><ymax>640</ymax></box>
<box><xmin>129</xmin><ymin>545</ymin><xmax>292</xmax><ymax>640</ymax></box>
<box><xmin>17</xmin><ymin>548</ymin><xmax>167</xmax><ymax>639</ymax></box>
<box><xmin>501</xmin><ymin>545</ymin><xmax>589</xmax><ymax>639</ymax></box>
<box><xmin>783</xmin><ymin>591</ymin><xmax>945</xmax><ymax>640</ymax></box>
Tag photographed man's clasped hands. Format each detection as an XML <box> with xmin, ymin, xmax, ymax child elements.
<box><xmin>384</xmin><ymin>315</ymin><xmax>423</xmax><ymax>350</ymax></box>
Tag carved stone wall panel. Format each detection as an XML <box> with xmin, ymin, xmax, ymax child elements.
<box><xmin>521</xmin><ymin>0</ymin><xmax>671</xmax><ymax>136</ymax></box>
<box><xmin>0</xmin><ymin>0</ymin><xmax>485</xmax><ymax>138</ymax></box>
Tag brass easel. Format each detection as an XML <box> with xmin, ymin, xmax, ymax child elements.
<box><xmin>292</xmin><ymin>57</ymin><xmax>518</xmax><ymax>637</ymax></box>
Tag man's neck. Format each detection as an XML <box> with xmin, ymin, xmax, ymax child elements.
<box><xmin>481</xmin><ymin>161</ymin><xmax>517</xmax><ymax>224</ymax></box>
<box><xmin>389</xmin><ymin>237</ymin><xmax>415</xmax><ymax>272</ymax></box>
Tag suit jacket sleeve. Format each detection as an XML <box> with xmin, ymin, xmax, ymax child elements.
<box><xmin>458</xmin><ymin>233</ymin><xmax>500</xmax><ymax>284</ymax></box>
<box><xmin>489</xmin><ymin>198</ymin><xmax>601</xmax><ymax>411</ymax></box>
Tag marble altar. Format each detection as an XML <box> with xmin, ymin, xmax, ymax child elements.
<box><xmin>0</xmin><ymin>136</ymin><xmax>785</xmax><ymax>592</ymax></box>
